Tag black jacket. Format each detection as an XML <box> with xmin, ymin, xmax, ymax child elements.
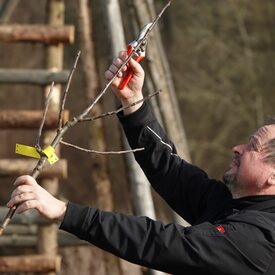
<box><xmin>60</xmin><ymin>102</ymin><xmax>275</xmax><ymax>274</ymax></box>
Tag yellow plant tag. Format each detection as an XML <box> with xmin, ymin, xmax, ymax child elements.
<box><xmin>42</xmin><ymin>146</ymin><xmax>59</xmax><ymax>164</ymax></box>
<box><xmin>15</xmin><ymin>144</ymin><xmax>59</xmax><ymax>165</ymax></box>
<box><xmin>15</xmin><ymin>144</ymin><xmax>40</xmax><ymax>159</ymax></box>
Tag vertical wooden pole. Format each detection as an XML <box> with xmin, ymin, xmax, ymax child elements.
<box><xmin>98</xmin><ymin>1</ymin><xmax>165</xmax><ymax>274</ymax></box>
<box><xmin>77</xmin><ymin>1</ymin><xmax>115</xmax><ymax>274</ymax></box>
<box><xmin>38</xmin><ymin>1</ymin><xmax>64</xmax><ymax>274</ymax></box>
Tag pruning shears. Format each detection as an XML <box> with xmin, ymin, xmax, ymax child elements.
<box><xmin>118</xmin><ymin>23</ymin><xmax>152</xmax><ymax>90</ymax></box>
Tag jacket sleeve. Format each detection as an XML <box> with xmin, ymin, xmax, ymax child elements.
<box><xmin>60</xmin><ymin>202</ymin><xmax>270</xmax><ymax>275</ymax></box>
<box><xmin>118</xmin><ymin>102</ymin><xmax>231</xmax><ymax>224</ymax></box>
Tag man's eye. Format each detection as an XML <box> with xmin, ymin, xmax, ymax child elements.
<box><xmin>253</xmin><ymin>142</ymin><xmax>261</xmax><ymax>152</ymax></box>
<box><xmin>249</xmin><ymin>141</ymin><xmax>258</xmax><ymax>151</ymax></box>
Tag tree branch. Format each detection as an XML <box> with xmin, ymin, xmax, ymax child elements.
<box><xmin>57</xmin><ymin>51</ymin><xmax>81</xmax><ymax>132</ymax></box>
<box><xmin>60</xmin><ymin>140</ymin><xmax>144</xmax><ymax>155</ymax></box>
<box><xmin>35</xmin><ymin>81</ymin><xmax>55</xmax><ymax>149</ymax></box>
<box><xmin>81</xmin><ymin>90</ymin><xmax>161</xmax><ymax>122</ymax></box>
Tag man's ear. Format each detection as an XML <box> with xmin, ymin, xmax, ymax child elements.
<box><xmin>267</xmin><ymin>172</ymin><xmax>275</xmax><ymax>186</ymax></box>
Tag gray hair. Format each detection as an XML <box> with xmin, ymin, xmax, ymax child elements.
<box><xmin>264</xmin><ymin>139</ymin><xmax>275</xmax><ymax>164</ymax></box>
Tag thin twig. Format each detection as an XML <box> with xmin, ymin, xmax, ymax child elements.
<box><xmin>80</xmin><ymin>90</ymin><xmax>161</xmax><ymax>122</ymax></box>
<box><xmin>60</xmin><ymin>140</ymin><xmax>144</xmax><ymax>154</ymax></box>
<box><xmin>35</xmin><ymin>81</ymin><xmax>55</xmax><ymax>149</ymax></box>
<box><xmin>57</xmin><ymin>51</ymin><xmax>81</xmax><ymax>132</ymax></box>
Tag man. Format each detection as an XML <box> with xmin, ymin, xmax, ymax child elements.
<box><xmin>7</xmin><ymin>51</ymin><xmax>275</xmax><ymax>274</ymax></box>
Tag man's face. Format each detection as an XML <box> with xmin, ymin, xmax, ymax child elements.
<box><xmin>223</xmin><ymin>125</ymin><xmax>275</xmax><ymax>198</ymax></box>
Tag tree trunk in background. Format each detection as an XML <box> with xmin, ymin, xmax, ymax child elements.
<box><xmin>94</xmin><ymin>0</ymin><xmax>131</xmax><ymax>215</ymax></box>
<box><xmin>97</xmin><ymin>1</ymin><xmax>169</xmax><ymax>275</ymax></box>
<box><xmin>94</xmin><ymin>2</ymin><xmax>143</xmax><ymax>274</ymax></box>
<box><xmin>132</xmin><ymin>0</ymin><xmax>191</xmax><ymax>162</ymax></box>
<box><xmin>0</xmin><ymin>0</ymin><xmax>19</xmax><ymax>23</ymax></box>
<box><xmin>77</xmin><ymin>0</ymin><xmax>116</xmax><ymax>274</ymax></box>
<box><xmin>130</xmin><ymin>0</ymin><xmax>190</xmax><ymax>227</ymax></box>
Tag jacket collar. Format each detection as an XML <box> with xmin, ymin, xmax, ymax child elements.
<box><xmin>231</xmin><ymin>195</ymin><xmax>275</xmax><ymax>213</ymax></box>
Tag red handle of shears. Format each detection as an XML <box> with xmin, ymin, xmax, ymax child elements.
<box><xmin>118</xmin><ymin>45</ymin><xmax>144</xmax><ymax>90</ymax></box>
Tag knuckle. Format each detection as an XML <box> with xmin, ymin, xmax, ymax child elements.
<box><xmin>24</xmin><ymin>200</ymin><xmax>31</xmax><ymax>208</ymax></box>
<box><xmin>114</xmin><ymin>58</ymin><xmax>122</xmax><ymax>66</ymax></box>
<box><xmin>111</xmin><ymin>64</ymin><xmax>117</xmax><ymax>71</ymax></box>
<box><xmin>26</xmin><ymin>175</ymin><xmax>34</xmax><ymax>182</ymax></box>
<box><xmin>22</xmin><ymin>175</ymin><xmax>30</xmax><ymax>181</ymax></box>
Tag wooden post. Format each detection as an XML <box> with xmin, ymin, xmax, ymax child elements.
<box><xmin>38</xmin><ymin>1</ymin><xmax>65</xmax><ymax>274</ymax></box>
<box><xmin>0</xmin><ymin>69</ymin><xmax>69</xmax><ymax>84</ymax></box>
<box><xmin>0</xmin><ymin>207</ymin><xmax>51</xmax><ymax>225</ymax></box>
<box><xmin>98</xmin><ymin>1</ymin><xmax>165</xmax><ymax>275</ymax></box>
<box><xmin>0</xmin><ymin>159</ymin><xmax>67</xmax><ymax>179</ymax></box>
<box><xmin>0</xmin><ymin>255</ymin><xmax>61</xmax><ymax>273</ymax></box>
<box><xmin>0</xmin><ymin>225</ymin><xmax>88</xmax><ymax>247</ymax></box>
<box><xmin>0</xmin><ymin>109</ymin><xmax>69</xmax><ymax>129</ymax></box>
<box><xmin>77</xmin><ymin>1</ymin><xmax>114</xmax><ymax>274</ymax></box>
<box><xmin>78</xmin><ymin>0</ymin><xmax>113</xmax><ymax>212</ymax></box>
<box><xmin>0</xmin><ymin>25</ymin><xmax>75</xmax><ymax>44</ymax></box>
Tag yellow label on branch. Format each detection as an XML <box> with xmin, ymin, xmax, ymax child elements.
<box><xmin>15</xmin><ymin>144</ymin><xmax>41</xmax><ymax>159</ymax></box>
<box><xmin>15</xmin><ymin>144</ymin><xmax>59</xmax><ymax>165</ymax></box>
<box><xmin>42</xmin><ymin>146</ymin><xmax>59</xmax><ymax>164</ymax></box>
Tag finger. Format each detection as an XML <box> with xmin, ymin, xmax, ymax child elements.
<box><xmin>11</xmin><ymin>185</ymin><xmax>33</xmax><ymax>199</ymax></box>
<box><xmin>108</xmin><ymin>64</ymin><xmax>121</xmax><ymax>74</ymax></box>
<box><xmin>105</xmin><ymin>70</ymin><xmax>122</xmax><ymax>81</ymax></box>
<box><xmin>7</xmin><ymin>192</ymin><xmax>35</xmax><ymax>208</ymax></box>
<box><xmin>119</xmin><ymin>50</ymin><xmax>128</xmax><ymax>60</ymax></box>
<box><xmin>113</xmin><ymin>57</ymin><xmax>128</xmax><ymax>72</ymax></box>
<box><xmin>16</xmin><ymin>200</ymin><xmax>40</xmax><ymax>214</ymax></box>
<box><xmin>14</xmin><ymin>175</ymin><xmax>36</xmax><ymax>187</ymax></box>
<box><xmin>129</xmin><ymin>58</ymin><xmax>144</xmax><ymax>77</ymax></box>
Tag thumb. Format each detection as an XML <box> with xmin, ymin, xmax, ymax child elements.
<box><xmin>128</xmin><ymin>57</ymin><xmax>144</xmax><ymax>78</ymax></box>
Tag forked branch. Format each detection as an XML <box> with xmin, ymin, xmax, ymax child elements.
<box><xmin>0</xmin><ymin>0</ymin><xmax>171</xmax><ymax>235</ymax></box>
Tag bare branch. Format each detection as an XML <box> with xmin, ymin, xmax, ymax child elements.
<box><xmin>57</xmin><ymin>51</ymin><xmax>81</xmax><ymax>132</ymax></box>
<box><xmin>81</xmin><ymin>90</ymin><xmax>161</xmax><ymax>122</ymax></box>
<box><xmin>60</xmin><ymin>140</ymin><xmax>144</xmax><ymax>155</ymax></box>
<box><xmin>35</xmin><ymin>81</ymin><xmax>55</xmax><ymax>149</ymax></box>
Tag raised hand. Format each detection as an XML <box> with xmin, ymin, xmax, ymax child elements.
<box><xmin>105</xmin><ymin>51</ymin><xmax>145</xmax><ymax>115</ymax></box>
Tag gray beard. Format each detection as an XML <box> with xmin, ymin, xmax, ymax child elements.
<box><xmin>223</xmin><ymin>171</ymin><xmax>245</xmax><ymax>199</ymax></box>
<box><xmin>222</xmin><ymin>172</ymin><xmax>237</xmax><ymax>194</ymax></box>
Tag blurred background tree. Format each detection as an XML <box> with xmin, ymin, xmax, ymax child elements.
<box><xmin>157</xmin><ymin>0</ymin><xmax>275</xmax><ymax>179</ymax></box>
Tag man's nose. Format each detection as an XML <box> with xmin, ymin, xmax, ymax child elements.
<box><xmin>232</xmin><ymin>144</ymin><xmax>245</xmax><ymax>155</ymax></box>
